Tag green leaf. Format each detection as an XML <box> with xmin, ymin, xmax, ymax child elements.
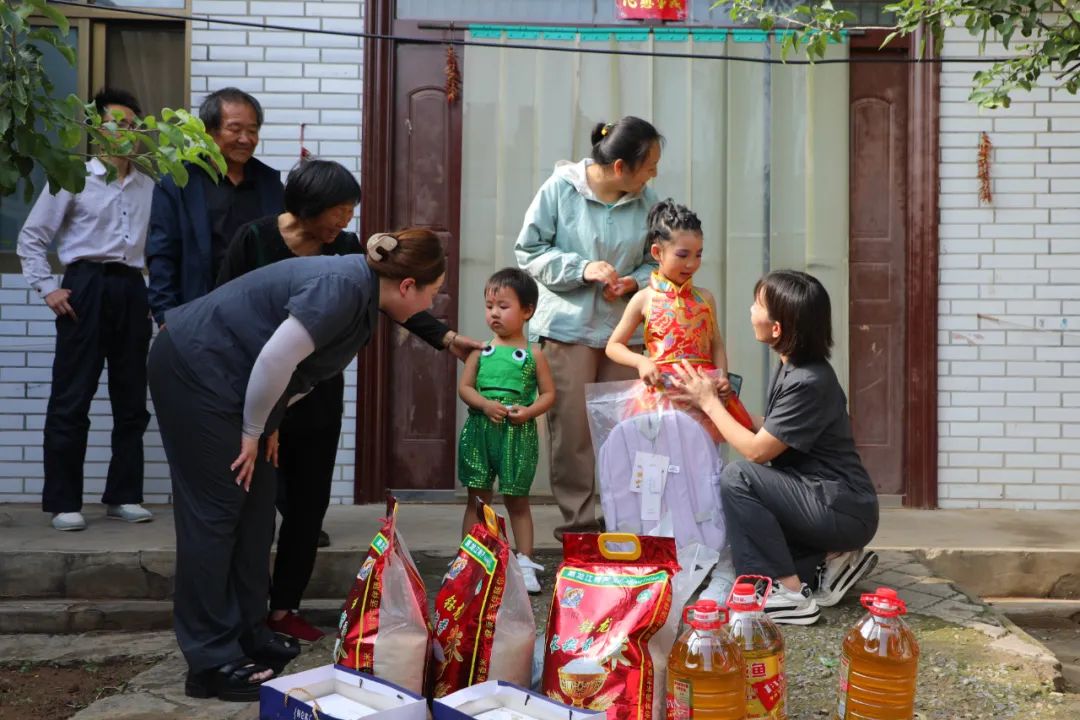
<box><xmin>26</xmin><ymin>0</ymin><xmax>70</xmax><ymax>35</ymax></box>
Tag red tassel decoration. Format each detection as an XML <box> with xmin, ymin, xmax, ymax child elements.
<box><xmin>445</xmin><ymin>45</ymin><xmax>461</xmax><ymax>105</ymax></box>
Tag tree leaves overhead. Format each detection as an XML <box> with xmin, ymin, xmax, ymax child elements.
<box><xmin>721</xmin><ymin>0</ymin><xmax>1080</xmax><ymax>108</ymax></box>
<box><xmin>0</xmin><ymin>0</ymin><xmax>225</xmax><ymax>198</ymax></box>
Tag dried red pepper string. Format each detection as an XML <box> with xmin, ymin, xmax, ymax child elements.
<box><xmin>978</xmin><ymin>131</ymin><xmax>993</xmax><ymax>204</ymax></box>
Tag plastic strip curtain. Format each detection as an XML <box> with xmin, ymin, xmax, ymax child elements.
<box><xmin>458</xmin><ymin>26</ymin><xmax>849</xmax><ymax>478</ymax></box>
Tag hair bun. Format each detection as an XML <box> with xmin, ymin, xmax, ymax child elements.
<box><xmin>590</xmin><ymin>121</ymin><xmax>610</xmax><ymax>146</ymax></box>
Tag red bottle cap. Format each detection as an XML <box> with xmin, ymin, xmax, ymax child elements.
<box><xmin>683</xmin><ymin>599</ymin><xmax>728</xmax><ymax>629</ymax></box>
<box><xmin>861</xmin><ymin>587</ymin><xmax>908</xmax><ymax>617</ymax></box>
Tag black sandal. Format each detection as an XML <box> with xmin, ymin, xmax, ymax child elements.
<box><xmin>251</xmin><ymin>632</ymin><xmax>301</xmax><ymax>674</ymax></box>
<box><xmin>185</xmin><ymin>657</ymin><xmax>273</xmax><ymax>702</ymax></box>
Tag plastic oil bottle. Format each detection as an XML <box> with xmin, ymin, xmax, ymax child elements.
<box><xmin>834</xmin><ymin>587</ymin><xmax>919</xmax><ymax>720</ymax></box>
<box><xmin>666</xmin><ymin>599</ymin><xmax>746</xmax><ymax>720</ymax></box>
<box><xmin>726</xmin><ymin>578</ymin><xmax>786</xmax><ymax>720</ymax></box>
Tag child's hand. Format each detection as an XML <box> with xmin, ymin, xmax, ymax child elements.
<box><xmin>638</xmin><ymin>359</ymin><xmax>662</xmax><ymax>387</ymax></box>
<box><xmin>507</xmin><ymin>405</ymin><xmax>532</xmax><ymax>425</ymax></box>
<box><xmin>484</xmin><ymin>400</ymin><xmax>510</xmax><ymax>423</ymax></box>
<box><xmin>714</xmin><ymin>374</ymin><xmax>732</xmax><ymax>399</ymax></box>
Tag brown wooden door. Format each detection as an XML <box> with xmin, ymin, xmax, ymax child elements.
<box><xmin>386</xmin><ymin>26</ymin><xmax>462</xmax><ymax>492</ymax></box>
<box><xmin>849</xmin><ymin>48</ymin><xmax>908</xmax><ymax>497</ymax></box>
<box><xmin>357</xmin><ymin>15</ymin><xmax>462</xmax><ymax>500</ymax></box>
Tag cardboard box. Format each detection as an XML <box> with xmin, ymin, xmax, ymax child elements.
<box><xmin>433</xmin><ymin>680</ymin><xmax>602</xmax><ymax>720</ymax></box>
<box><xmin>260</xmin><ymin>664</ymin><xmax>426</xmax><ymax>720</ymax></box>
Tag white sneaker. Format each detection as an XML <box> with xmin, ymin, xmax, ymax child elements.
<box><xmin>814</xmin><ymin>549</ymin><xmax>879</xmax><ymax>608</ymax></box>
<box><xmin>106</xmin><ymin>504</ymin><xmax>154</xmax><ymax>523</ymax></box>
<box><xmin>764</xmin><ymin>582</ymin><xmax>820</xmax><ymax>625</ymax></box>
<box><xmin>52</xmin><ymin>512</ymin><xmax>86</xmax><ymax>531</ymax></box>
<box><xmin>517</xmin><ymin>553</ymin><xmax>544</xmax><ymax>595</ymax></box>
<box><xmin>698</xmin><ymin>562</ymin><xmax>736</xmax><ymax>605</ymax></box>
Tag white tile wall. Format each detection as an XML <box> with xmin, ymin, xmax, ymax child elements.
<box><xmin>937</xmin><ymin>26</ymin><xmax>1080</xmax><ymax>509</ymax></box>
<box><xmin>0</xmin><ymin>0</ymin><xmax>365</xmax><ymax>505</ymax></box>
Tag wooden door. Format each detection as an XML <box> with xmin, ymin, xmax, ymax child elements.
<box><xmin>357</xmin><ymin>14</ymin><xmax>462</xmax><ymax>500</ymax></box>
<box><xmin>849</xmin><ymin>49</ymin><xmax>908</xmax><ymax>497</ymax></box>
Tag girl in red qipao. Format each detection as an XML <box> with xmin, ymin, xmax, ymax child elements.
<box><xmin>606</xmin><ymin>199</ymin><xmax>753</xmax><ymax>441</ymax></box>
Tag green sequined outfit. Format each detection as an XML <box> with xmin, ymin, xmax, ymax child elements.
<box><xmin>458</xmin><ymin>344</ymin><xmax>539</xmax><ymax>497</ymax></box>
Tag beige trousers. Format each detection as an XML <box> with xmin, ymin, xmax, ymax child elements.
<box><xmin>540</xmin><ymin>339</ymin><xmax>638</xmax><ymax>539</ymax></box>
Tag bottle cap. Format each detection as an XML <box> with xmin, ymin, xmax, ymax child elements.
<box><xmin>684</xmin><ymin>599</ymin><xmax>727</xmax><ymax>629</ymax></box>
<box><xmin>861</xmin><ymin>587</ymin><xmax>908</xmax><ymax>618</ymax></box>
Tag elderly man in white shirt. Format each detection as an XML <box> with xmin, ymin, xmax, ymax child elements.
<box><xmin>17</xmin><ymin>88</ymin><xmax>155</xmax><ymax>531</ymax></box>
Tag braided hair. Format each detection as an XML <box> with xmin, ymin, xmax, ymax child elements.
<box><xmin>646</xmin><ymin>198</ymin><xmax>702</xmax><ymax>246</ymax></box>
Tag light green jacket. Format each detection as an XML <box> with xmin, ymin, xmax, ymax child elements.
<box><xmin>514</xmin><ymin>159</ymin><xmax>658</xmax><ymax>348</ymax></box>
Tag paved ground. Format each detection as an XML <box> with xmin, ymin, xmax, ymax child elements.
<box><xmin>2</xmin><ymin>548</ymin><xmax>1072</xmax><ymax>720</ymax></box>
<box><xmin>2</xmin><ymin>502</ymin><xmax>1078</xmax><ymax>718</ymax></box>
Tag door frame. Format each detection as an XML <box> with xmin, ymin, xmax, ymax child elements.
<box><xmin>355</xmin><ymin>0</ymin><xmax>396</xmax><ymax>504</ymax></box>
<box><xmin>850</xmin><ymin>30</ymin><xmax>940</xmax><ymax>508</ymax></box>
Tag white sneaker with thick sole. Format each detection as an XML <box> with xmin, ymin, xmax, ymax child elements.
<box><xmin>517</xmin><ymin>553</ymin><xmax>544</xmax><ymax>595</ymax></box>
<box><xmin>764</xmin><ymin>583</ymin><xmax>821</xmax><ymax>625</ymax></box>
<box><xmin>814</xmin><ymin>549</ymin><xmax>879</xmax><ymax>608</ymax></box>
<box><xmin>106</xmin><ymin>504</ymin><xmax>154</xmax><ymax>523</ymax></box>
<box><xmin>52</xmin><ymin>512</ymin><xmax>86</xmax><ymax>531</ymax></box>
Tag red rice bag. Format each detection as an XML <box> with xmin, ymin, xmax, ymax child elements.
<box><xmin>542</xmin><ymin>533</ymin><xmax>680</xmax><ymax>720</ymax></box>
<box><xmin>333</xmin><ymin>497</ymin><xmax>431</xmax><ymax>695</ymax></box>
<box><xmin>432</xmin><ymin>502</ymin><xmax>536</xmax><ymax>697</ymax></box>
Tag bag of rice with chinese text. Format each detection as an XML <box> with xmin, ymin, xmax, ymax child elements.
<box><xmin>432</xmin><ymin>501</ymin><xmax>536</xmax><ymax>697</ymax></box>
<box><xmin>333</xmin><ymin>497</ymin><xmax>431</xmax><ymax>696</ymax></box>
<box><xmin>541</xmin><ymin>533</ymin><xmax>680</xmax><ymax>720</ymax></box>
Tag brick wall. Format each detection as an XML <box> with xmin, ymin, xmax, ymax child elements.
<box><xmin>937</xmin><ymin>27</ymin><xmax>1080</xmax><ymax>509</ymax></box>
<box><xmin>0</xmin><ymin>0</ymin><xmax>364</xmax><ymax>506</ymax></box>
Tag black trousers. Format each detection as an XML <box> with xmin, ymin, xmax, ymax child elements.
<box><xmin>720</xmin><ymin>460</ymin><xmax>879</xmax><ymax>586</ymax></box>
<box><xmin>42</xmin><ymin>262</ymin><xmax>151</xmax><ymax>514</ymax></box>
<box><xmin>270</xmin><ymin>374</ymin><xmax>343</xmax><ymax>611</ymax></box>
<box><xmin>148</xmin><ymin>330</ymin><xmax>275</xmax><ymax>672</ymax></box>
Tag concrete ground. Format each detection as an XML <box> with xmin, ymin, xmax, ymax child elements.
<box><xmin>1</xmin><ymin>502</ymin><xmax>1078</xmax><ymax>718</ymax></box>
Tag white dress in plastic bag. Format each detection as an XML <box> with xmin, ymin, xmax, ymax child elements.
<box><xmin>586</xmin><ymin>379</ymin><xmax>726</xmax><ymax>553</ymax></box>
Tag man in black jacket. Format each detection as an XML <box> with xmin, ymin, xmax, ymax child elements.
<box><xmin>147</xmin><ymin>87</ymin><xmax>284</xmax><ymax>326</ymax></box>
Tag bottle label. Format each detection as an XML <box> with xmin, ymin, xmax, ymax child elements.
<box><xmin>744</xmin><ymin>650</ymin><xmax>785</xmax><ymax>719</ymax></box>
<box><xmin>667</xmin><ymin>678</ymin><xmax>692</xmax><ymax>720</ymax></box>
<box><xmin>835</xmin><ymin>655</ymin><xmax>851</xmax><ymax>719</ymax></box>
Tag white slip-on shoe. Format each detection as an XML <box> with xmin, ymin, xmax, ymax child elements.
<box><xmin>517</xmin><ymin>553</ymin><xmax>544</xmax><ymax>595</ymax></box>
<box><xmin>764</xmin><ymin>582</ymin><xmax>821</xmax><ymax>625</ymax></box>
<box><xmin>106</xmin><ymin>503</ymin><xmax>154</xmax><ymax>523</ymax></box>
<box><xmin>699</xmin><ymin>567</ymin><xmax>736</xmax><ymax>605</ymax></box>
<box><xmin>52</xmin><ymin>512</ymin><xmax>87</xmax><ymax>531</ymax></box>
<box><xmin>814</xmin><ymin>549</ymin><xmax>880</xmax><ymax>608</ymax></box>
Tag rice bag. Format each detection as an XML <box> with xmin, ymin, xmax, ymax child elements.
<box><xmin>433</xmin><ymin>501</ymin><xmax>537</xmax><ymax>697</ymax></box>
<box><xmin>541</xmin><ymin>533</ymin><xmax>681</xmax><ymax>720</ymax></box>
<box><xmin>333</xmin><ymin>497</ymin><xmax>432</xmax><ymax>696</ymax></box>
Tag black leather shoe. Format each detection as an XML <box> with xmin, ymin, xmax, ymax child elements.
<box><xmin>317</xmin><ymin>529</ymin><xmax>330</xmax><ymax>548</ymax></box>
<box><xmin>185</xmin><ymin>658</ymin><xmax>272</xmax><ymax>702</ymax></box>
<box><xmin>251</xmin><ymin>632</ymin><xmax>301</xmax><ymax>674</ymax></box>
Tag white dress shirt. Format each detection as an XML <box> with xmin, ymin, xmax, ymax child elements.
<box><xmin>16</xmin><ymin>157</ymin><xmax>154</xmax><ymax>297</ymax></box>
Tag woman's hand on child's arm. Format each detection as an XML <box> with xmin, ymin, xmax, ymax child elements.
<box><xmin>512</xmin><ymin>347</ymin><xmax>556</xmax><ymax>426</ymax></box>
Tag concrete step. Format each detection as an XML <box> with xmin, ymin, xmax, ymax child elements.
<box><xmin>0</xmin><ymin>598</ymin><xmax>345</xmax><ymax>635</ymax></box>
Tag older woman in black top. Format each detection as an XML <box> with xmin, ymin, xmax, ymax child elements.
<box><xmin>216</xmin><ymin>160</ymin><xmax>479</xmax><ymax>645</ymax></box>
<box><xmin>672</xmin><ymin>270</ymin><xmax>879</xmax><ymax>626</ymax></box>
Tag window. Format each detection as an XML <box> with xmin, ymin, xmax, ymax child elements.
<box><xmin>0</xmin><ymin>6</ymin><xmax>188</xmax><ymax>267</ymax></box>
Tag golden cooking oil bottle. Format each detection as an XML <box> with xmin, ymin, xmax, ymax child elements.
<box><xmin>666</xmin><ymin>599</ymin><xmax>746</xmax><ymax>720</ymax></box>
<box><xmin>834</xmin><ymin>587</ymin><xmax>919</xmax><ymax>720</ymax></box>
<box><xmin>726</xmin><ymin>578</ymin><xmax>786</xmax><ymax>720</ymax></box>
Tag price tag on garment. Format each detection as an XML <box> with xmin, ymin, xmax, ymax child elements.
<box><xmin>630</xmin><ymin>451</ymin><xmax>669</xmax><ymax>494</ymax></box>
<box><xmin>637</xmin><ymin>453</ymin><xmax>669</xmax><ymax>523</ymax></box>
